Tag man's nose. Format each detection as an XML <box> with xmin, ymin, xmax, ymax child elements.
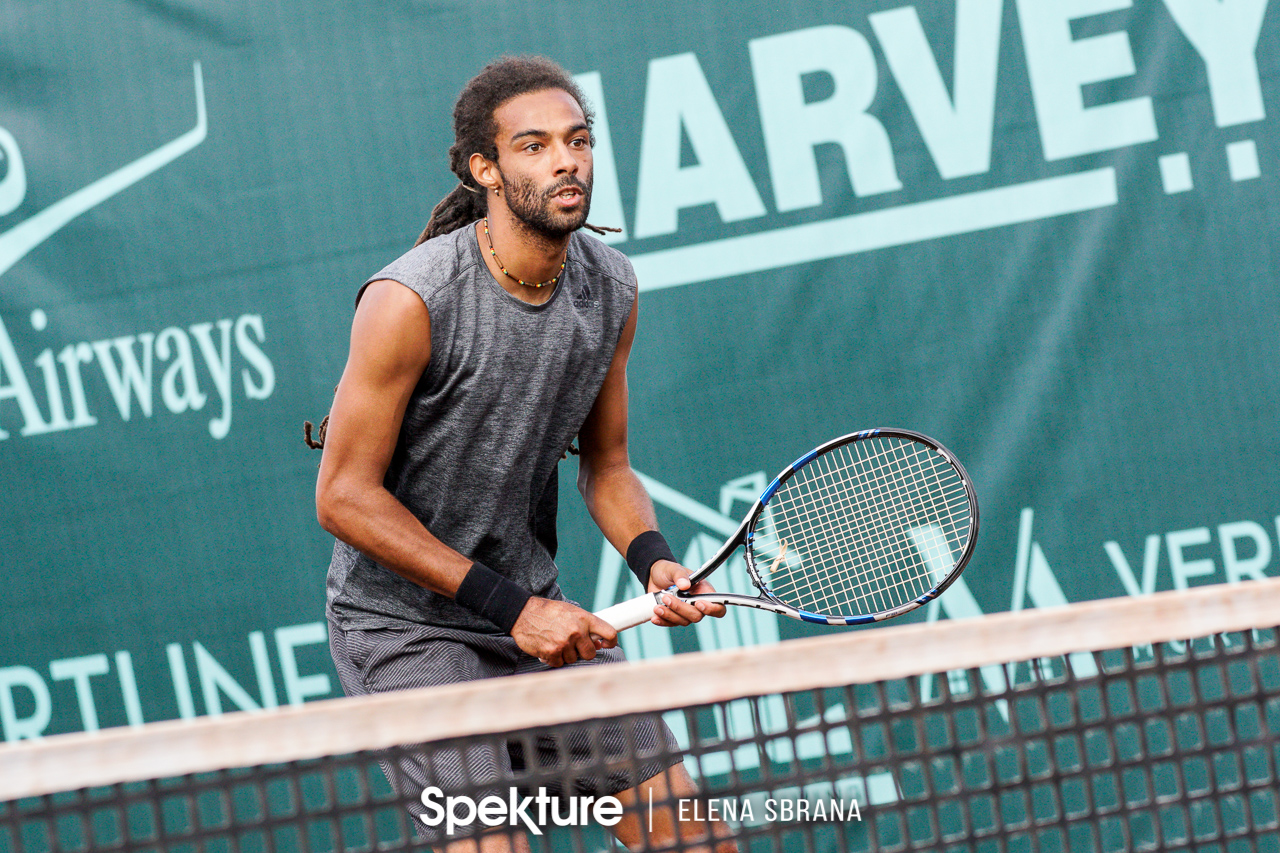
<box><xmin>552</xmin><ymin>141</ymin><xmax>578</xmax><ymax>175</ymax></box>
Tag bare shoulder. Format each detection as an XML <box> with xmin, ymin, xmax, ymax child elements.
<box><xmin>349</xmin><ymin>279</ymin><xmax>432</xmax><ymax>378</ymax></box>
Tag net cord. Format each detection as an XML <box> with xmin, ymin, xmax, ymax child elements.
<box><xmin>2</xmin><ymin>578</ymin><xmax>1278</xmax><ymax>802</ymax></box>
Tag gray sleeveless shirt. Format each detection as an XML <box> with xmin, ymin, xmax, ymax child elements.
<box><xmin>326</xmin><ymin>224</ymin><xmax>636</xmax><ymax>632</ymax></box>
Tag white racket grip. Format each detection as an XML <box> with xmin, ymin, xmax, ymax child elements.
<box><xmin>595</xmin><ymin>592</ymin><xmax>662</xmax><ymax>631</ymax></box>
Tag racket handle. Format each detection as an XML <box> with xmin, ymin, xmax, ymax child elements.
<box><xmin>595</xmin><ymin>592</ymin><xmax>662</xmax><ymax>631</ymax></box>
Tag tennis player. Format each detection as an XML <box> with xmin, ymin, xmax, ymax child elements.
<box><xmin>313</xmin><ymin>56</ymin><xmax>734</xmax><ymax>852</ymax></box>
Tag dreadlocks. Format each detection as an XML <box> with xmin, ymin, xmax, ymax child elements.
<box><xmin>414</xmin><ymin>55</ymin><xmax>619</xmax><ymax>245</ymax></box>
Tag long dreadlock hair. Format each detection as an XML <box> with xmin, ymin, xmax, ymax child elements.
<box><xmin>305</xmin><ymin>56</ymin><xmax>614</xmax><ymax>450</ymax></box>
<box><xmin>414</xmin><ymin>55</ymin><xmax>619</xmax><ymax>245</ymax></box>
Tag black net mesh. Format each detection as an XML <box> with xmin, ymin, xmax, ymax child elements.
<box><xmin>3</xmin><ymin>627</ymin><xmax>1278</xmax><ymax>853</ymax></box>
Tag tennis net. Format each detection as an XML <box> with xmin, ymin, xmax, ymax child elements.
<box><xmin>3</xmin><ymin>579</ymin><xmax>1279</xmax><ymax>852</ymax></box>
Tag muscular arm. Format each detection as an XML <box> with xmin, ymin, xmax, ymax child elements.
<box><xmin>575</xmin><ymin>298</ymin><xmax>656</xmax><ymax>553</ymax></box>
<box><xmin>316</xmin><ymin>279</ymin><xmax>615</xmax><ymax>665</ymax></box>
<box><xmin>315</xmin><ymin>280</ymin><xmax>473</xmax><ymax>595</ymax></box>
<box><xmin>577</xmin><ymin>294</ymin><xmax>726</xmax><ymax>627</ymax></box>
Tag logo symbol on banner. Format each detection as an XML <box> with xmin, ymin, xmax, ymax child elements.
<box><xmin>0</xmin><ymin>62</ymin><xmax>207</xmax><ymax>279</ymax></box>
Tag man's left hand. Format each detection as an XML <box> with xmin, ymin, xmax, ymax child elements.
<box><xmin>647</xmin><ymin>560</ymin><xmax>729</xmax><ymax>627</ymax></box>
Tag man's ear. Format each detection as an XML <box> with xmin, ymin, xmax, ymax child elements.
<box><xmin>470</xmin><ymin>152</ymin><xmax>500</xmax><ymax>195</ymax></box>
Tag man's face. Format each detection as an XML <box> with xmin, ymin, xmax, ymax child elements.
<box><xmin>491</xmin><ymin>88</ymin><xmax>593</xmax><ymax>238</ymax></box>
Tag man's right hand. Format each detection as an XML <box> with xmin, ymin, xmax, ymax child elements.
<box><xmin>511</xmin><ymin>598</ymin><xmax>618</xmax><ymax>667</ymax></box>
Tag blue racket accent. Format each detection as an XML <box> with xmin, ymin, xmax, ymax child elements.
<box><xmin>762</xmin><ymin>447</ymin><xmax>820</xmax><ymax>504</ymax></box>
<box><xmin>790</xmin><ymin>447</ymin><xmax>820</xmax><ymax>469</ymax></box>
<box><xmin>759</xmin><ymin>475</ymin><xmax>784</xmax><ymax>504</ymax></box>
<box><xmin>798</xmin><ymin>609</ymin><xmax>878</xmax><ymax>626</ymax></box>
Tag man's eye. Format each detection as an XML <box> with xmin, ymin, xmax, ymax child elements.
<box><xmin>526</xmin><ymin>143</ymin><xmax>543</xmax><ymax>152</ymax></box>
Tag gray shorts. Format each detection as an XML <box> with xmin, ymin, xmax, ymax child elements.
<box><xmin>328</xmin><ymin>618</ymin><xmax>682</xmax><ymax>844</ymax></box>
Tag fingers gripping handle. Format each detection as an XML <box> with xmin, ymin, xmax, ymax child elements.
<box><xmin>595</xmin><ymin>591</ymin><xmax>662</xmax><ymax>631</ymax></box>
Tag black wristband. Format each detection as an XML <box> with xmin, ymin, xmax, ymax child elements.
<box><xmin>625</xmin><ymin>530</ymin><xmax>676</xmax><ymax>590</ymax></box>
<box><xmin>454</xmin><ymin>562</ymin><xmax>532</xmax><ymax>635</ymax></box>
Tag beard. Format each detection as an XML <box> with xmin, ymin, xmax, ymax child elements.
<box><xmin>499</xmin><ymin>169</ymin><xmax>593</xmax><ymax>240</ymax></box>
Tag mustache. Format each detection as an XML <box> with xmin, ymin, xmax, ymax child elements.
<box><xmin>545</xmin><ymin>176</ymin><xmax>589</xmax><ymax>197</ymax></box>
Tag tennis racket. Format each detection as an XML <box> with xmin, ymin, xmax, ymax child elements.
<box><xmin>596</xmin><ymin>428</ymin><xmax>978</xmax><ymax>630</ymax></box>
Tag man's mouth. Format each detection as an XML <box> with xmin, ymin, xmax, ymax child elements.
<box><xmin>549</xmin><ymin>182</ymin><xmax>585</xmax><ymax>206</ymax></box>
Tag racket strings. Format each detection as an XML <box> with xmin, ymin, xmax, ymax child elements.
<box><xmin>835</xmin><ymin>444</ymin><xmax>947</xmax><ymax>607</ymax></box>
<box><xmin>770</xmin><ymin>442</ymin><xmax>943</xmax><ymax>612</ymax></box>
<box><xmin>752</xmin><ymin>436</ymin><xmax>973</xmax><ymax>616</ymax></box>
<box><xmin>815</xmin><ymin>440</ymin><xmax>969</xmax><ymax>611</ymax></box>
<box><xmin>756</xmin><ymin>452</ymin><xmax>888</xmax><ymax>610</ymax></box>
<box><xmin>764</xmin><ymin>453</ymin><xmax>950</xmax><ymax>614</ymax></box>
<box><xmin>772</xmin><ymin>445</ymin><xmax>910</xmax><ymax>608</ymax></box>
<box><xmin>797</xmin><ymin>440</ymin><xmax>969</xmax><ymax>612</ymax></box>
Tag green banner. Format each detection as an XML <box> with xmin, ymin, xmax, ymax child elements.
<box><xmin>1</xmin><ymin>0</ymin><xmax>1277</xmax><ymax>765</ymax></box>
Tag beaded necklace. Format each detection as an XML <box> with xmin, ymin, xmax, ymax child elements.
<box><xmin>483</xmin><ymin>218</ymin><xmax>566</xmax><ymax>289</ymax></box>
